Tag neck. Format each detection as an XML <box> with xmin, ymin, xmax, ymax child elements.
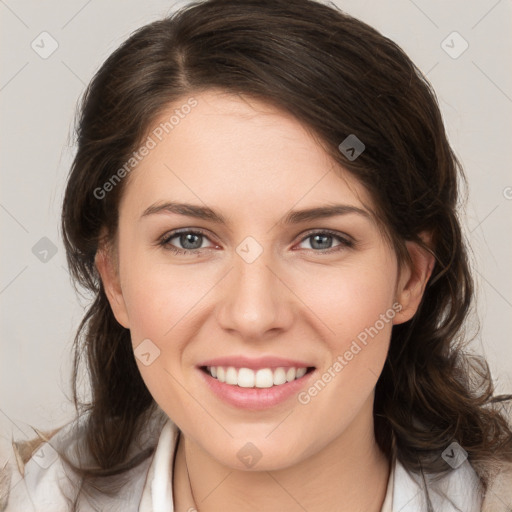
<box><xmin>173</xmin><ymin>398</ymin><xmax>390</xmax><ymax>512</ymax></box>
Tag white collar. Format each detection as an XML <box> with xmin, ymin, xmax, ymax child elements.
<box><xmin>139</xmin><ymin>420</ymin><xmax>178</xmax><ymax>512</ymax></box>
<box><xmin>138</xmin><ymin>418</ymin><xmax>480</xmax><ymax>512</ymax></box>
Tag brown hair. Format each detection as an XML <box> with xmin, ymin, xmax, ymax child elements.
<box><xmin>15</xmin><ymin>0</ymin><xmax>512</xmax><ymax>507</ymax></box>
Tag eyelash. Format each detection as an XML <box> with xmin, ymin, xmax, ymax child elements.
<box><xmin>157</xmin><ymin>228</ymin><xmax>355</xmax><ymax>256</ymax></box>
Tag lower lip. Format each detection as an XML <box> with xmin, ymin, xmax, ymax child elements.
<box><xmin>198</xmin><ymin>367</ymin><xmax>316</xmax><ymax>410</ymax></box>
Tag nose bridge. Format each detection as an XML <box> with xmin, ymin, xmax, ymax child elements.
<box><xmin>216</xmin><ymin>235</ymin><xmax>291</xmax><ymax>337</ymax></box>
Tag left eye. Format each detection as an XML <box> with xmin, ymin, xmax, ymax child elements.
<box><xmin>158</xmin><ymin>229</ymin><xmax>353</xmax><ymax>255</ymax></box>
<box><xmin>296</xmin><ymin>231</ymin><xmax>353</xmax><ymax>252</ymax></box>
<box><xmin>159</xmin><ymin>230</ymin><xmax>213</xmax><ymax>254</ymax></box>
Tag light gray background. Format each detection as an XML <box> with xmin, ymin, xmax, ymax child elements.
<box><xmin>1</xmin><ymin>0</ymin><xmax>511</xmax><ymax>452</ymax></box>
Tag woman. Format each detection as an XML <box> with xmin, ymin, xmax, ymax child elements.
<box><xmin>1</xmin><ymin>0</ymin><xmax>511</xmax><ymax>510</ymax></box>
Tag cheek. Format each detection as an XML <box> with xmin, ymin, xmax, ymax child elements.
<box><xmin>120</xmin><ymin>243</ymin><xmax>212</xmax><ymax>344</ymax></box>
<box><xmin>120</xmin><ymin>259</ymin><xmax>207</xmax><ymax>413</ymax></box>
<box><xmin>297</xmin><ymin>259</ymin><xmax>397</xmax><ymax>404</ymax></box>
<box><xmin>118</xmin><ymin>251</ymin><xmax>221</xmax><ymax>405</ymax></box>
<box><xmin>303</xmin><ymin>258</ymin><xmax>397</xmax><ymax>345</ymax></box>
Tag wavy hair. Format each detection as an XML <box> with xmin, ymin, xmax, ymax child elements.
<box><xmin>13</xmin><ymin>0</ymin><xmax>512</xmax><ymax>507</ymax></box>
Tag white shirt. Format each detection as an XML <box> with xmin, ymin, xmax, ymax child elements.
<box><xmin>1</xmin><ymin>413</ymin><xmax>485</xmax><ymax>511</ymax></box>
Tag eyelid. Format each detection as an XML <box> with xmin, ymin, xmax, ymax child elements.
<box><xmin>298</xmin><ymin>228</ymin><xmax>354</xmax><ymax>244</ymax></box>
<box><xmin>158</xmin><ymin>227</ymin><xmax>355</xmax><ymax>254</ymax></box>
<box><xmin>157</xmin><ymin>227</ymin><xmax>216</xmax><ymax>247</ymax></box>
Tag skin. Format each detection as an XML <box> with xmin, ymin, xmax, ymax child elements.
<box><xmin>96</xmin><ymin>89</ymin><xmax>434</xmax><ymax>512</ymax></box>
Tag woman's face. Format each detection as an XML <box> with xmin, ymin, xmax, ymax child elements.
<box><xmin>97</xmin><ymin>89</ymin><xmax>429</xmax><ymax>471</ymax></box>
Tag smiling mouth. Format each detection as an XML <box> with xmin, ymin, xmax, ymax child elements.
<box><xmin>200</xmin><ymin>365</ymin><xmax>316</xmax><ymax>389</ymax></box>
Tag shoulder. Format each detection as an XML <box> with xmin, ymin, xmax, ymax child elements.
<box><xmin>1</xmin><ymin>418</ymin><xmax>79</xmax><ymax>512</ymax></box>
<box><xmin>0</xmin><ymin>409</ymin><xmax>168</xmax><ymax>512</ymax></box>
<box><xmin>480</xmin><ymin>459</ymin><xmax>512</xmax><ymax>512</ymax></box>
<box><xmin>393</xmin><ymin>458</ymin><xmax>483</xmax><ymax>511</ymax></box>
<box><xmin>393</xmin><ymin>456</ymin><xmax>512</xmax><ymax>512</ymax></box>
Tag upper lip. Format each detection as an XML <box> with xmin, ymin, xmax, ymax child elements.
<box><xmin>198</xmin><ymin>356</ymin><xmax>315</xmax><ymax>371</ymax></box>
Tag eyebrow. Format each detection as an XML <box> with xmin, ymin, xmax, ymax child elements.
<box><xmin>140</xmin><ymin>201</ymin><xmax>371</xmax><ymax>225</ymax></box>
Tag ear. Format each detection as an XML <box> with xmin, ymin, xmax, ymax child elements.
<box><xmin>393</xmin><ymin>232</ymin><xmax>435</xmax><ymax>325</ymax></box>
<box><xmin>94</xmin><ymin>240</ymin><xmax>130</xmax><ymax>329</ymax></box>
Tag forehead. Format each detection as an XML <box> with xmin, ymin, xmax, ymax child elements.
<box><xmin>120</xmin><ymin>90</ymin><xmax>374</xmax><ymax>222</ymax></box>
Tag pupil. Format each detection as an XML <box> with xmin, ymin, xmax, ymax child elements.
<box><xmin>313</xmin><ymin>234</ymin><xmax>330</xmax><ymax>249</ymax></box>
<box><xmin>182</xmin><ymin>233</ymin><xmax>201</xmax><ymax>249</ymax></box>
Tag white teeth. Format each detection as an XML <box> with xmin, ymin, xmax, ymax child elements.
<box><xmin>238</xmin><ymin>367</ymin><xmax>255</xmax><ymax>388</ymax></box>
<box><xmin>225</xmin><ymin>367</ymin><xmax>237</xmax><ymax>385</ymax></box>
<box><xmin>296</xmin><ymin>367</ymin><xmax>307</xmax><ymax>378</ymax></box>
<box><xmin>205</xmin><ymin>366</ymin><xmax>310</xmax><ymax>388</ymax></box>
<box><xmin>255</xmin><ymin>369</ymin><xmax>273</xmax><ymax>388</ymax></box>
<box><xmin>273</xmin><ymin>367</ymin><xmax>287</xmax><ymax>385</ymax></box>
<box><xmin>286</xmin><ymin>367</ymin><xmax>296</xmax><ymax>382</ymax></box>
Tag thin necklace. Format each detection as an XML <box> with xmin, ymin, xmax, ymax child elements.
<box><xmin>177</xmin><ymin>430</ymin><xmax>200</xmax><ymax>511</ymax></box>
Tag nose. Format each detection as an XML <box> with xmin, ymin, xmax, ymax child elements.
<box><xmin>215</xmin><ymin>246</ymin><xmax>294</xmax><ymax>341</ymax></box>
